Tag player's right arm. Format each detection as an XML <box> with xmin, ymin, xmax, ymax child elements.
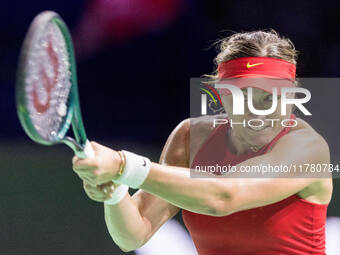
<box><xmin>84</xmin><ymin>120</ymin><xmax>190</xmax><ymax>252</ymax></box>
<box><xmin>103</xmin><ymin>187</ymin><xmax>179</xmax><ymax>252</ymax></box>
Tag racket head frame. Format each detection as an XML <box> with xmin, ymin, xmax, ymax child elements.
<box><xmin>16</xmin><ymin>11</ymin><xmax>88</xmax><ymax>156</ymax></box>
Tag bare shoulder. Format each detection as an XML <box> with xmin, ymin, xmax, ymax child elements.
<box><xmin>160</xmin><ymin>114</ymin><xmax>228</xmax><ymax>167</ymax></box>
<box><xmin>159</xmin><ymin>119</ymin><xmax>190</xmax><ymax>167</ymax></box>
<box><xmin>278</xmin><ymin>117</ymin><xmax>330</xmax><ymax>170</ymax></box>
<box><xmin>281</xmin><ymin>118</ymin><xmax>332</xmax><ymax>204</ymax></box>
<box><xmin>288</xmin><ymin>117</ymin><xmax>329</xmax><ymax>150</ymax></box>
<box><xmin>190</xmin><ymin>114</ymin><xmax>228</xmax><ymax>165</ymax></box>
<box><xmin>190</xmin><ymin>113</ymin><xmax>227</xmax><ymax>133</ymax></box>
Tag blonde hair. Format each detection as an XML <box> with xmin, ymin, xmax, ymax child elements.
<box><xmin>207</xmin><ymin>30</ymin><xmax>298</xmax><ymax>80</ymax></box>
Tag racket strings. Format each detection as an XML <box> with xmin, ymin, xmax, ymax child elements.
<box><xmin>25</xmin><ymin>22</ymin><xmax>72</xmax><ymax>141</ymax></box>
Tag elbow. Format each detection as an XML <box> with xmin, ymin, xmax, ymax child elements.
<box><xmin>113</xmin><ymin>237</ymin><xmax>145</xmax><ymax>253</ymax></box>
<box><xmin>118</xmin><ymin>245</ymin><xmax>140</xmax><ymax>253</ymax></box>
<box><xmin>207</xmin><ymin>187</ymin><xmax>236</xmax><ymax>217</ymax></box>
<box><xmin>108</xmin><ymin>227</ymin><xmax>148</xmax><ymax>252</ymax></box>
<box><xmin>119</xmin><ymin>246</ymin><xmax>133</xmax><ymax>253</ymax></box>
<box><xmin>104</xmin><ymin>212</ymin><xmax>148</xmax><ymax>252</ymax></box>
<box><xmin>209</xmin><ymin>199</ymin><xmax>235</xmax><ymax>217</ymax></box>
<box><xmin>106</xmin><ymin>223</ymin><xmax>147</xmax><ymax>252</ymax></box>
<box><xmin>107</xmin><ymin>222</ymin><xmax>150</xmax><ymax>252</ymax></box>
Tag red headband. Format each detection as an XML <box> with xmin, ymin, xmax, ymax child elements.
<box><xmin>217</xmin><ymin>57</ymin><xmax>296</xmax><ymax>79</ymax></box>
<box><xmin>217</xmin><ymin>57</ymin><xmax>296</xmax><ymax>96</ymax></box>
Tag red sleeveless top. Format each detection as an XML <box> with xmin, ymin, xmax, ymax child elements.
<box><xmin>182</xmin><ymin>115</ymin><xmax>327</xmax><ymax>255</ymax></box>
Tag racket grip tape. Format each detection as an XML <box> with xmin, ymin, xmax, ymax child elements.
<box><xmin>84</xmin><ymin>140</ymin><xmax>95</xmax><ymax>158</ymax></box>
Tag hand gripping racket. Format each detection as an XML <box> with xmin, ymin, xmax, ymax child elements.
<box><xmin>16</xmin><ymin>11</ymin><xmax>94</xmax><ymax>158</ymax></box>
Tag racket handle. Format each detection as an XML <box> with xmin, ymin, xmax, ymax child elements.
<box><xmin>83</xmin><ymin>140</ymin><xmax>95</xmax><ymax>158</ymax></box>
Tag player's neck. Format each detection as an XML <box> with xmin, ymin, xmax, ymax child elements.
<box><xmin>226</xmin><ymin>127</ymin><xmax>260</xmax><ymax>154</ymax></box>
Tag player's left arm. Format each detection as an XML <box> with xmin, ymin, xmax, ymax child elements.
<box><xmin>74</xmin><ymin>128</ymin><xmax>331</xmax><ymax>217</ymax></box>
<box><xmin>140</xmin><ymin>128</ymin><xmax>331</xmax><ymax>216</ymax></box>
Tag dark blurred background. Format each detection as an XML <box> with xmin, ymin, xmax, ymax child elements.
<box><xmin>1</xmin><ymin>0</ymin><xmax>340</xmax><ymax>254</ymax></box>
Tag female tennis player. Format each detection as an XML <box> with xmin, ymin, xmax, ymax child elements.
<box><xmin>73</xmin><ymin>30</ymin><xmax>332</xmax><ymax>254</ymax></box>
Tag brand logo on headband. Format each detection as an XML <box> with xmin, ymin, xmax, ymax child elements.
<box><xmin>246</xmin><ymin>62</ymin><xmax>263</xmax><ymax>68</ymax></box>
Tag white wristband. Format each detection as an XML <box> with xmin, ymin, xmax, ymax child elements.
<box><xmin>114</xmin><ymin>150</ymin><xmax>151</xmax><ymax>189</ymax></box>
<box><xmin>104</xmin><ymin>184</ymin><xmax>129</xmax><ymax>205</ymax></box>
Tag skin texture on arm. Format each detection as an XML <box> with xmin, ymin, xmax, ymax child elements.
<box><xmin>139</xmin><ymin>120</ymin><xmax>332</xmax><ymax>216</ymax></box>
<box><xmin>89</xmin><ymin>120</ymin><xmax>189</xmax><ymax>251</ymax></box>
<box><xmin>73</xmin><ymin>118</ymin><xmax>332</xmax><ymax>238</ymax></box>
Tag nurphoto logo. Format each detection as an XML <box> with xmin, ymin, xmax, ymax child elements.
<box><xmin>200</xmin><ymin>84</ymin><xmax>312</xmax><ymax>128</ymax></box>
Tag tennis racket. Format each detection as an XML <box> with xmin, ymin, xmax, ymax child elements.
<box><xmin>16</xmin><ymin>11</ymin><xmax>94</xmax><ymax>159</ymax></box>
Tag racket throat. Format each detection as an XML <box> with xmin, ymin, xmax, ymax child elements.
<box><xmin>62</xmin><ymin>136</ymin><xmax>86</xmax><ymax>158</ymax></box>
